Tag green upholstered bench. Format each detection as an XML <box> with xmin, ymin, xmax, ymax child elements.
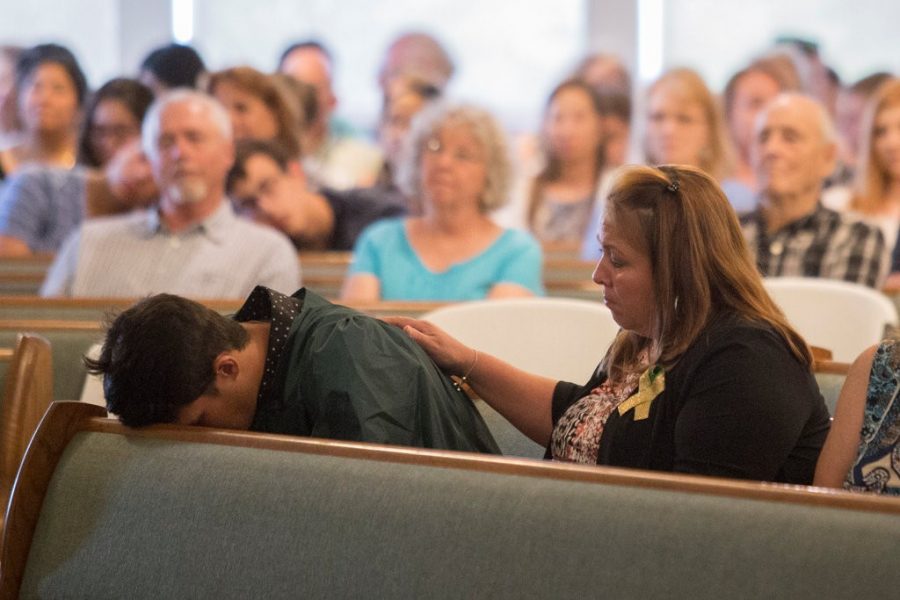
<box><xmin>0</xmin><ymin>297</ymin><xmax>243</xmax><ymax>321</ymax></box>
<box><xmin>4</xmin><ymin>402</ymin><xmax>900</xmax><ymax>599</ymax></box>
<box><xmin>814</xmin><ymin>360</ymin><xmax>851</xmax><ymax>415</ymax></box>
<box><xmin>0</xmin><ymin>321</ymin><xmax>104</xmax><ymax>401</ymax></box>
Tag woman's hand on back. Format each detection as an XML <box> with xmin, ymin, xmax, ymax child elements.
<box><xmin>382</xmin><ymin>316</ymin><xmax>476</xmax><ymax>375</ymax></box>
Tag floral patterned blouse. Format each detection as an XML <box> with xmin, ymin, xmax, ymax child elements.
<box><xmin>844</xmin><ymin>339</ymin><xmax>900</xmax><ymax>495</ymax></box>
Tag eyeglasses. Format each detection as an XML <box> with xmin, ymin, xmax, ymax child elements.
<box><xmin>90</xmin><ymin>124</ymin><xmax>140</xmax><ymax>143</ymax></box>
<box><xmin>424</xmin><ymin>137</ymin><xmax>485</xmax><ymax>164</ymax></box>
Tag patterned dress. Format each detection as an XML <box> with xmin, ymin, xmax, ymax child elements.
<box><xmin>550</xmin><ymin>368</ymin><xmax>642</xmax><ymax>464</ymax></box>
<box><xmin>844</xmin><ymin>339</ymin><xmax>900</xmax><ymax>495</ymax></box>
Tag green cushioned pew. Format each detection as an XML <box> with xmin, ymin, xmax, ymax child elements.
<box><xmin>4</xmin><ymin>402</ymin><xmax>900</xmax><ymax>599</ymax></box>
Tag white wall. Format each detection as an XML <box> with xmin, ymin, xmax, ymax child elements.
<box><xmin>0</xmin><ymin>0</ymin><xmax>122</xmax><ymax>86</ymax></box>
<box><xmin>192</xmin><ymin>0</ymin><xmax>585</xmax><ymax>133</ymax></box>
<box><xmin>665</xmin><ymin>0</ymin><xmax>900</xmax><ymax>93</ymax></box>
<box><xmin>0</xmin><ymin>0</ymin><xmax>898</xmax><ymax>127</ymax></box>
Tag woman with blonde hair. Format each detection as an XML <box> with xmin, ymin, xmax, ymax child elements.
<box><xmin>387</xmin><ymin>164</ymin><xmax>830</xmax><ymax>483</ymax></box>
<box><xmin>644</xmin><ymin>68</ymin><xmax>734</xmax><ymax>183</ymax></box>
<box><xmin>206</xmin><ymin>66</ymin><xmax>302</xmax><ymax>158</ymax></box>
<box><xmin>841</xmin><ymin>78</ymin><xmax>900</xmax><ymax>249</ymax></box>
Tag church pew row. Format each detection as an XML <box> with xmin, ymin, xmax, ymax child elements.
<box><xmin>0</xmin><ymin>334</ymin><xmax>52</xmax><ymax>536</ymax></box>
<box><xmin>2</xmin><ymin>251</ymin><xmax>900</xmax><ymax>305</ymax></box>
<box><xmin>0</xmin><ymin>253</ymin><xmax>603</xmax><ymax>300</ymax></box>
<box><xmin>3</xmin><ymin>400</ymin><xmax>900</xmax><ymax>599</ymax></box>
<box><xmin>0</xmin><ymin>298</ymin><xmax>852</xmax><ymax>414</ymax></box>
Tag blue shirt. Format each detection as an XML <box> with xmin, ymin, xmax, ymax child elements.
<box><xmin>0</xmin><ymin>166</ymin><xmax>87</xmax><ymax>252</ymax></box>
<box><xmin>348</xmin><ymin>218</ymin><xmax>544</xmax><ymax>300</ymax></box>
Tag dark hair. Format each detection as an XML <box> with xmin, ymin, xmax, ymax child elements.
<box><xmin>528</xmin><ymin>78</ymin><xmax>606</xmax><ymax>229</ymax></box>
<box><xmin>277</xmin><ymin>39</ymin><xmax>332</xmax><ymax>70</ymax></box>
<box><xmin>594</xmin><ymin>89</ymin><xmax>630</xmax><ymax>123</ymax></box>
<box><xmin>77</xmin><ymin>77</ymin><xmax>154</xmax><ymax>167</ymax></box>
<box><xmin>227</xmin><ymin>138</ymin><xmax>293</xmax><ymax>193</ymax></box>
<box><xmin>775</xmin><ymin>36</ymin><xmax>820</xmax><ymax>58</ymax></box>
<box><xmin>85</xmin><ymin>294</ymin><xmax>249</xmax><ymax>427</ymax></box>
<box><xmin>140</xmin><ymin>43</ymin><xmax>206</xmax><ymax>89</ymax></box>
<box><xmin>16</xmin><ymin>43</ymin><xmax>88</xmax><ymax>106</ymax></box>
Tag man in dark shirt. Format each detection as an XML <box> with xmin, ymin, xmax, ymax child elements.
<box><xmin>86</xmin><ymin>286</ymin><xmax>499</xmax><ymax>453</ymax></box>
<box><xmin>226</xmin><ymin>139</ymin><xmax>406</xmax><ymax>250</ymax></box>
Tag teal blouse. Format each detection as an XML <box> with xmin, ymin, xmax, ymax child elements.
<box><xmin>347</xmin><ymin>218</ymin><xmax>544</xmax><ymax>301</ymax></box>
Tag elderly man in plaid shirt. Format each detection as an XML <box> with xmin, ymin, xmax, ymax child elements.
<box><xmin>740</xmin><ymin>93</ymin><xmax>888</xmax><ymax>288</ymax></box>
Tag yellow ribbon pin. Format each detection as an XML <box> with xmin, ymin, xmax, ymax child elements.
<box><xmin>617</xmin><ymin>366</ymin><xmax>665</xmax><ymax>421</ymax></box>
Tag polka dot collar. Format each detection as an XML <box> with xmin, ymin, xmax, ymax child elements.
<box><xmin>234</xmin><ymin>285</ymin><xmax>303</xmax><ymax>413</ymax></box>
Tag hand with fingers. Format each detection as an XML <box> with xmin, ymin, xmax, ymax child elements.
<box><xmin>381</xmin><ymin>316</ymin><xmax>477</xmax><ymax>375</ymax></box>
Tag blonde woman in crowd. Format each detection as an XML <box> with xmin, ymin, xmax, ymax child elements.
<box><xmin>643</xmin><ymin>68</ymin><xmax>734</xmax><ymax>185</ymax></box>
<box><xmin>828</xmin><ymin>78</ymin><xmax>900</xmax><ymax>253</ymax></box>
<box><xmin>584</xmin><ymin>68</ymin><xmax>737</xmax><ymax>262</ymax></box>
<box><xmin>341</xmin><ymin>102</ymin><xmax>543</xmax><ymax>301</ymax></box>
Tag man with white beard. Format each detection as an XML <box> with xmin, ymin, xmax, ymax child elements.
<box><xmin>41</xmin><ymin>90</ymin><xmax>300</xmax><ymax>298</ymax></box>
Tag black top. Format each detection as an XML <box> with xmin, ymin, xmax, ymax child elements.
<box><xmin>551</xmin><ymin>312</ymin><xmax>831</xmax><ymax>484</ymax></box>
<box><xmin>320</xmin><ymin>185</ymin><xmax>406</xmax><ymax>251</ymax></box>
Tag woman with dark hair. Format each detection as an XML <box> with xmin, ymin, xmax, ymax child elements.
<box><xmin>139</xmin><ymin>43</ymin><xmax>206</xmax><ymax>96</ymax></box>
<box><xmin>0</xmin><ymin>43</ymin><xmax>87</xmax><ymax>180</ymax></box>
<box><xmin>526</xmin><ymin>78</ymin><xmax>606</xmax><ymax>244</ymax></box>
<box><xmin>498</xmin><ymin>79</ymin><xmax>607</xmax><ymax>245</ymax></box>
<box><xmin>387</xmin><ymin>165</ymin><xmax>830</xmax><ymax>484</ymax></box>
<box><xmin>78</xmin><ymin>77</ymin><xmax>154</xmax><ymax>168</ymax></box>
<box><xmin>0</xmin><ymin>77</ymin><xmax>158</xmax><ymax>256</ymax></box>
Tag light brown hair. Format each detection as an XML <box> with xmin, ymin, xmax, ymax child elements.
<box><xmin>851</xmin><ymin>77</ymin><xmax>900</xmax><ymax>214</ymax></box>
<box><xmin>722</xmin><ymin>57</ymin><xmax>800</xmax><ymax>120</ymax></box>
<box><xmin>645</xmin><ymin>68</ymin><xmax>734</xmax><ymax>180</ymax></box>
<box><xmin>601</xmin><ymin>164</ymin><xmax>811</xmax><ymax>382</ymax></box>
<box><xmin>206</xmin><ymin>66</ymin><xmax>302</xmax><ymax>157</ymax></box>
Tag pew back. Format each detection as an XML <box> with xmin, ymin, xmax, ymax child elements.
<box><xmin>4</xmin><ymin>402</ymin><xmax>900</xmax><ymax>599</ymax></box>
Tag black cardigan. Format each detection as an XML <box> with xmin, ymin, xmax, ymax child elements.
<box><xmin>551</xmin><ymin>312</ymin><xmax>831</xmax><ymax>484</ymax></box>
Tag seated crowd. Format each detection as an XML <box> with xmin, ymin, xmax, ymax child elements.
<box><xmin>1</xmin><ymin>33</ymin><xmax>900</xmax><ymax>500</ymax></box>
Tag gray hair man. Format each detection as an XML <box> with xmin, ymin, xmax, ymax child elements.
<box><xmin>41</xmin><ymin>89</ymin><xmax>300</xmax><ymax>298</ymax></box>
<box><xmin>739</xmin><ymin>93</ymin><xmax>888</xmax><ymax>288</ymax></box>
